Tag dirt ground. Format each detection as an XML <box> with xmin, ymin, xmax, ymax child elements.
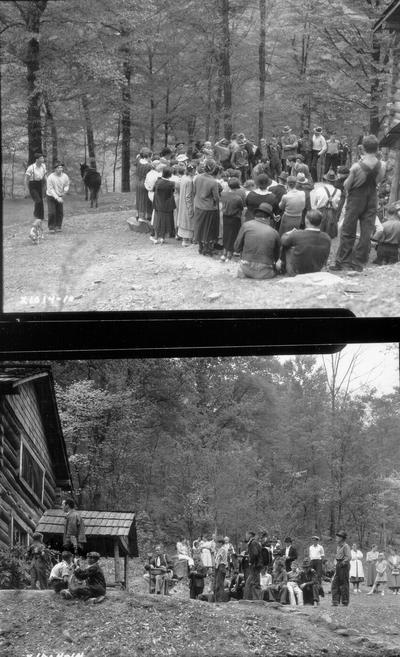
<box><xmin>3</xmin><ymin>194</ymin><xmax>400</xmax><ymax>316</ymax></box>
<box><xmin>2</xmin><ymin>564</ymin><xmax>400</xmax><ymax>657</ymax></box>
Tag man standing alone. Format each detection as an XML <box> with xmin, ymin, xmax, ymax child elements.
<box><xmin>331</xmin><ymin>530</ymin><xmax>351</xmax><ymax>606</ymax></box>
<box><xmin>46</xmin><ymin>162</ymin><xmax>70</xmax><ymax>233</ymax></box>
<box><xmin>331</xmin><ymin>135</ymin><xmax>386</xmax><ymax>272</ymax></box>
<box><xmin>243</xmin><ymin>530</ymin><xmax>263</xmax><ymax>600</ymax></box>
<box><xmin>62</xmin><ymin>498</ymin><xmax>86</xmax><ymax>555</ymax></box>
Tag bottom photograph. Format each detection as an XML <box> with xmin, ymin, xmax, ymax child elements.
<box><xmin>0</xmin><ymin>346</ymin><xmax>399</xmax><ymax>657</ymax></box>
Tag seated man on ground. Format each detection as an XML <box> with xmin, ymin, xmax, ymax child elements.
<box><xmin>371</xmin><ymin>203</ymin><xmax>400</xmax><ymax>265</ymax></box>
<box><xmin>279</xmin><ymin>209</ymin><xmax>331</xmax><ymax>276</ymax></box>
<box><xmin>146</xmin><ymin>544</ymin><xmax>173</xmax><ymax>594</ymax></box>
<box><xmin>263</xmin><ymin>558</ymin><xmax>288</xmax><ymax>603</ymax></box>
<box><xmin>49</xmin><ymin>550</ymin><xmax>74</xmax><ymax>593</ymax></box>
<box><xmin>298</xmin><ymin>557</ymin><xmax>319</xmax><ymax>607</ymax></box>
<box><xmin>61</xmin><ymin>551</ymin><xmax>106</xmax><ymax>602</ymax></box>
<box><xmin>286</xmin><ymin>560</ymin><xmax>304</xmax><ymax>607</ymax></box>
<box><xmin>234</xmin><ymin>203</ymin><xmax>281</xmax><ymax>280</ymax></box>
<box><xmin>189</xmin><ymin>559</ymin><xmax>208</xmax><ymax>599</ymax></box>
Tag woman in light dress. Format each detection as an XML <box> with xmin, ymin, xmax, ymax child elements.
<box><xmin>349</xmin><ymin>543</ymin><xmax>364</xmax><ymax>594</ymax></box>
<box><xmin>366</xmin><ymin>544</ymin><xmax>379</xmax><ymax>588</ymax></box>
<box><xmin>387</xmin><ymin>546</ymin><xmax>400</xmax><ymax>594</ymax></box>
<box><xmin>176</xmin><ymin>536</ymin><xmax>194</xmax><ymax>569</ymax></box>
<box><xmin>367</xmin><ymin>552</ymin><xmax>388</xmax><ymax>596</ymax></box>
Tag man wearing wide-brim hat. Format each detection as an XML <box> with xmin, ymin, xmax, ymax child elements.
<box><xmin>234</xmin><ymin>203</ymin><xmax>280</xmax><ymax>280</ymax></box>
<box><xmin>332</xmin><ymin>530</ymin><xmax>351</xmax><ymax>606</ymax></box>
<box><xmin>310</xmin><ymin>168</ymin><xmax>342</xmax><ymax>238</ymax></box>
<box><xmin>281</xmin><ymin>126</ymin><xmax>298</xmax><ymax>171</ymax></box>
<box><xmin>310</xmin><ymin>127</ymin><xmax>327</xmax><ymax>183</ymax></box>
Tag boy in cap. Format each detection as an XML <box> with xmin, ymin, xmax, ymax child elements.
<box><xmin>298</xmin><ymin>558</ymin><xmax>320</xmax><ymax>606</ymax></box>
<box><xmin>371</xmin><ymin>203</ymin><xmax>400</xmax><ymax>265</ymax></box>
<box><xmin>331</xmin><ymin>530</ymin><xmax>351</xmax><ymax>606</ymax></box>
<box><xmin>26</xmin><ymin>532</ymin><xmax>52</xmax><ymax>590</ymax></box>
<box><xmin>61</xmin><ymin>551</ymin><xmax>106</xmax><ymax>602</ymax></box>
<box><xmin>49</xmin><ymin>550</ymin><xmax>74</xmax><ymax>593</ymax></box>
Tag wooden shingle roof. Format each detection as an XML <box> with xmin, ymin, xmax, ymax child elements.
<box><xmin>374</xmin><ymin>0</ymin><xmax>400</xmax><ymax>32</ymax></box>
<box><xmin>36</xmin><ymin>509</ymin><xmax>138</xmax><ymax>557</ymax></box>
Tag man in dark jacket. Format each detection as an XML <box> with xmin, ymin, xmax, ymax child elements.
<box><xmin>234</xmin><ymin>203</ymin><xmax>280</xmax><ymax>279</ymax></box>
<box><xmin>243</xmin><ymin>531</ymin><xmax>263</xmax><ymax>600</ymax></box>
<box><xmin>298</xmin><ymin>557</ymin><xmax>319</xmax><ymax>606</ymax></box>
<box><xmin>331</xmin><ymin>530</ymin><xmax>351</xmax><ymax>606</ymax></box>
<box><xmin>279</xmin><ymin>209</ymin><xmax>331</xmax><ymax>276</ymax></box>
<box><xmin>62</xmin><ymin>498</ymin><xmax>86</xmax><ymax>556</ymax></box>
<box><xmin>284</xmin><ymin>537</ymin><xmax>298</xmax><ymax>572</ymax></box>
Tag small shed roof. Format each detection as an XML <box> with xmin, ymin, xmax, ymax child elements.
<box><xmin>36</xmin><ymin>509</ymin><xmax>139</xmax><ymax>557</ymax></box>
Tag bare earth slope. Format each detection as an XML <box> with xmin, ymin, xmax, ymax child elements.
<box><xmin>3</xmin><ymin>195</ymin><xmax>400</xmax><ymax>315</ymax></box>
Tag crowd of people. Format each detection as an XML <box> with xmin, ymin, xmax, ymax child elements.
<box><xmin>134</xmin><ymin>127</ymin><xmax>400</xmax><ymax>278</ymax></box>
<box><xmin>143</xmin><ymin>529</ymin><xmax>400</xmax><ymax>608</ymax></box>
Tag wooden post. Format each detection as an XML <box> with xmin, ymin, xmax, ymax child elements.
<box><xmin>124</xmin><ymin>555</ymin><xmax>129</xmax><ymax>592</ymax></box>
<box><xmin>114</xmin><ymin>538</ymin><xmax>120</xmax><ymax>585</ymax></box>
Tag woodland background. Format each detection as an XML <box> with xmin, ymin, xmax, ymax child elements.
<box><xmin>1</xmin><ymin>0</ymin><xmax>394</xmax><ymax>196</ymax></box>
<box><xmin>51</xmin><ymin>354</ymin><xmax>400</xmax><ymax>554</ymax></box>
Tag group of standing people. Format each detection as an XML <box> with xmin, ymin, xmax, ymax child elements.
<box><xmin>135</xmin><ymin>127</ymin><xmax>394</xmax><ymax>278</ymax></box>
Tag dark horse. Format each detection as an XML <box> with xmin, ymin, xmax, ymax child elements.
<box><xmin>80</xmin><ymin>162</ymin><xmax>102</xmax><ymax>208</ymax></box>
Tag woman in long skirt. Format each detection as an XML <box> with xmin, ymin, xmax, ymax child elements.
<box><xmin>135</xmin><ymin>148</ymin><xmax>153</xmax><ymax>221</ymax></box>
<box><xmin>177</xmin><ymin>165</ymin><xmax>195</xmax><ymax>246</ymax></box>
<box><xmin>366</xmin><ymin>545</ymin><xmax>379</xmax><ymax>587</ymax></box>
<box><xmin>388</xmin><ymin>546</ymin><xmax>400</xmax><ymax>594</ymax></box>
<box><xmin>152</xmin><ymin>167</ymin><xmax>176</xmax><ymax>244</ymax></box>
<box><xmin>349</xmin><ymin>543</ymin><xmax>364</xmax><ymax>593</ymax></box>
<box><xmin>193</xmin><ymin>159</ymin><xmax>220</xmax><ymax>256</ymax></box>
<box><xmin>367</xmin><ymin>552</ymin><xmax>388</xmax><ymax>596</ymax></box>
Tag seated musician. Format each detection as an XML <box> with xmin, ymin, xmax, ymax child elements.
<box><xmin>146</xmin><ymin>544</ymin><xmax>173</xmax><ymax>594</ymax></box>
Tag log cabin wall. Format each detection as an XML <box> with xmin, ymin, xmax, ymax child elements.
<box><xmin>0</xmin><ymin>383</ymin><xmax>61</xmax><ymax>550</ymax></box>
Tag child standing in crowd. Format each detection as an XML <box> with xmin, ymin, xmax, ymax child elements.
<box><xmin>388</xmin><ymin>547</ymin><xmax>400</xmax><ymax>594</ymax></box>
<box><xmin>368</xmin><ymin>552</ymin><xmax>388</xmax><ymax>596</ymax></box>
<box><xmin>26</xmin><ymin>532</ymin><xmax>52</xmax><ymax>590</ymax></box>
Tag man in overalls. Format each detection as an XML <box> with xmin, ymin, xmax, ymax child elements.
<box><xmin>331</xmin><ymin>134</ymin><xmax>386</xmax><ymax>272</ymax></box>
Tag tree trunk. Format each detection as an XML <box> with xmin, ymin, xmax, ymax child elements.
<box><xmin>113</xmin><ymin>116</ymin><xmax>121</xmax><ymax>193</ymax></box>
<box><xmin>17</xmin><ymin>0</ymin><xmax>48</xmax><ymax>163</ymax></box>
<box><xmin>205</xmin><ymin>64</ymin><xmax>213</xmax><ymax>140</ymax></box>
<box><xmin>370</xmin><ymin>31</ymin><xmax>381</xmax><ymax>135</ymax></box>
<box><xmin>258</xmin><ymin>0</ymin><xmax>266</xmax><ymax>141</ymax></box>
<box><xmin>218</xmin><ymin>0</ymin><xmax>233</xmax><ymax>139</ymax></box>
<box><xmin>121</xmin><ymin>60</ymin><xmax>131</xmax><ymax>192</ymax></box>
<box><xmin>164</xmin><ymin>86</ymin><xmax>170</xmax><ymax>147</ymax></box>
<box><xmin>214</xmin><ymin>60</ymin><xmax>223</xmax><ymax>139</ymax></box>
<box><xmin>81</xmin><ymin>93</ymin><xmax>96</xmax><ymax>163</ymax></box>
<box><xmin>43</xmin><ymin>96</ymin><xmax>58</xmax><ymax>168</ymax></box>
<box><xmin>187</xmin><ymin>114</ymin><xmax>196</xmax><ymax>152</ymax></box>
<box><xmin>148</xmin><ymin>47</ymin><xmax>155</xmax><ymax>150</ymax></box>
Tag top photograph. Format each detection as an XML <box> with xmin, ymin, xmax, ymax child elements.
<box><xmin>3</xmin><ymin>0</ymin><xmax>400</xmax><ymax>316</ymax></box>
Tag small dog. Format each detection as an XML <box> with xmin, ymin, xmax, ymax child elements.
<box><xmin>29</xmin><ymin>219</ymin><xmax>44</xmax><ymax>244</ymax></box>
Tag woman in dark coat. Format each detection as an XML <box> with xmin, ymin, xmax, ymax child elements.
<box><xmin>152</xmin><ymin>166</ymin><xmax>176</xmax><ymax>243</ymax></box>
<box><xmin>193</xmin><ymin>159</ymin><xmax>221</xmax><ymax>256</ymax></box>
<box><xmin>135</xmin><ymin>148</ymin><xmax>153</xmax><ymax>221</ymax></box>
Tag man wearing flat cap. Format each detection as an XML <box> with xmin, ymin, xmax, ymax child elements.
<box><xmin>234</xmin><ymin>203</ymin><xmax>280</xmax><ymax>279</ymax></box>
<box><xmin>332</xmin><ymin>530</ymin><xmax>351</xmax><ymax>606</ymax></box>
<box><xmin>310</xmin><ymin>127</ymin><xmax>327</xmax><ymax>183</ymax></box>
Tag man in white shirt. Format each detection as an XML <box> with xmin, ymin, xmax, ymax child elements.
<box><xmin>46</xmin><ymin>162</ymin><xmax>70</xmax><ymax>232</ymax></box>
<box><xmin>309</xmin><ymin>536</ymin><xmax>324</xmax><ymax>582</ymax></box>
<box><xmin>310</xmin><ymin>170</ymin><xmax>342</xmax><ymax>238</ymax></box>
<box><xmin>49</xmin><ymin>550</ymin><xmax>74</xmax><ymax>593</ymax></box>
<box><xmin>310</xmin><ymin>127</ymin><xmax>327</xmax><ymax>183</ymax></box>
<box><xmin>25</xmin><ymin>153</ymin><xmax>47</xmax><ymax>220</ymax></box>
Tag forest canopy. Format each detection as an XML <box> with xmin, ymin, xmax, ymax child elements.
<box><xmin>1</xmin><ymin>0</ymin><xmax>394</xmax><ymax>194</ymax></box>
<box><xmin>52</xmin><ymin>355</ymin><xmax>400</xmax><ymax>553</ymax></box>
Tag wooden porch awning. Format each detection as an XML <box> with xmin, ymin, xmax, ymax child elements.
<box><xmin>36</xmin><ymin>509</ymin><xmax>139</xmax><ymax>558</ymax></box>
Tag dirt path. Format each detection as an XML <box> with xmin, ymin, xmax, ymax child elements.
<box><xmin>4</xmin><ymin>195</ymin><xmax>400</xmax><ymax>315</ymax></box>
<box><xmin>2</xmin><ymin>583</ymin><xmax>400</xmax><ymax>657</ymax></box>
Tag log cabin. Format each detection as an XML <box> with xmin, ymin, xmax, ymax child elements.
<box><xmin>0</xmin><ymin>367</ymin><xmax>72</xmax><ymax>549</ymax></box>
